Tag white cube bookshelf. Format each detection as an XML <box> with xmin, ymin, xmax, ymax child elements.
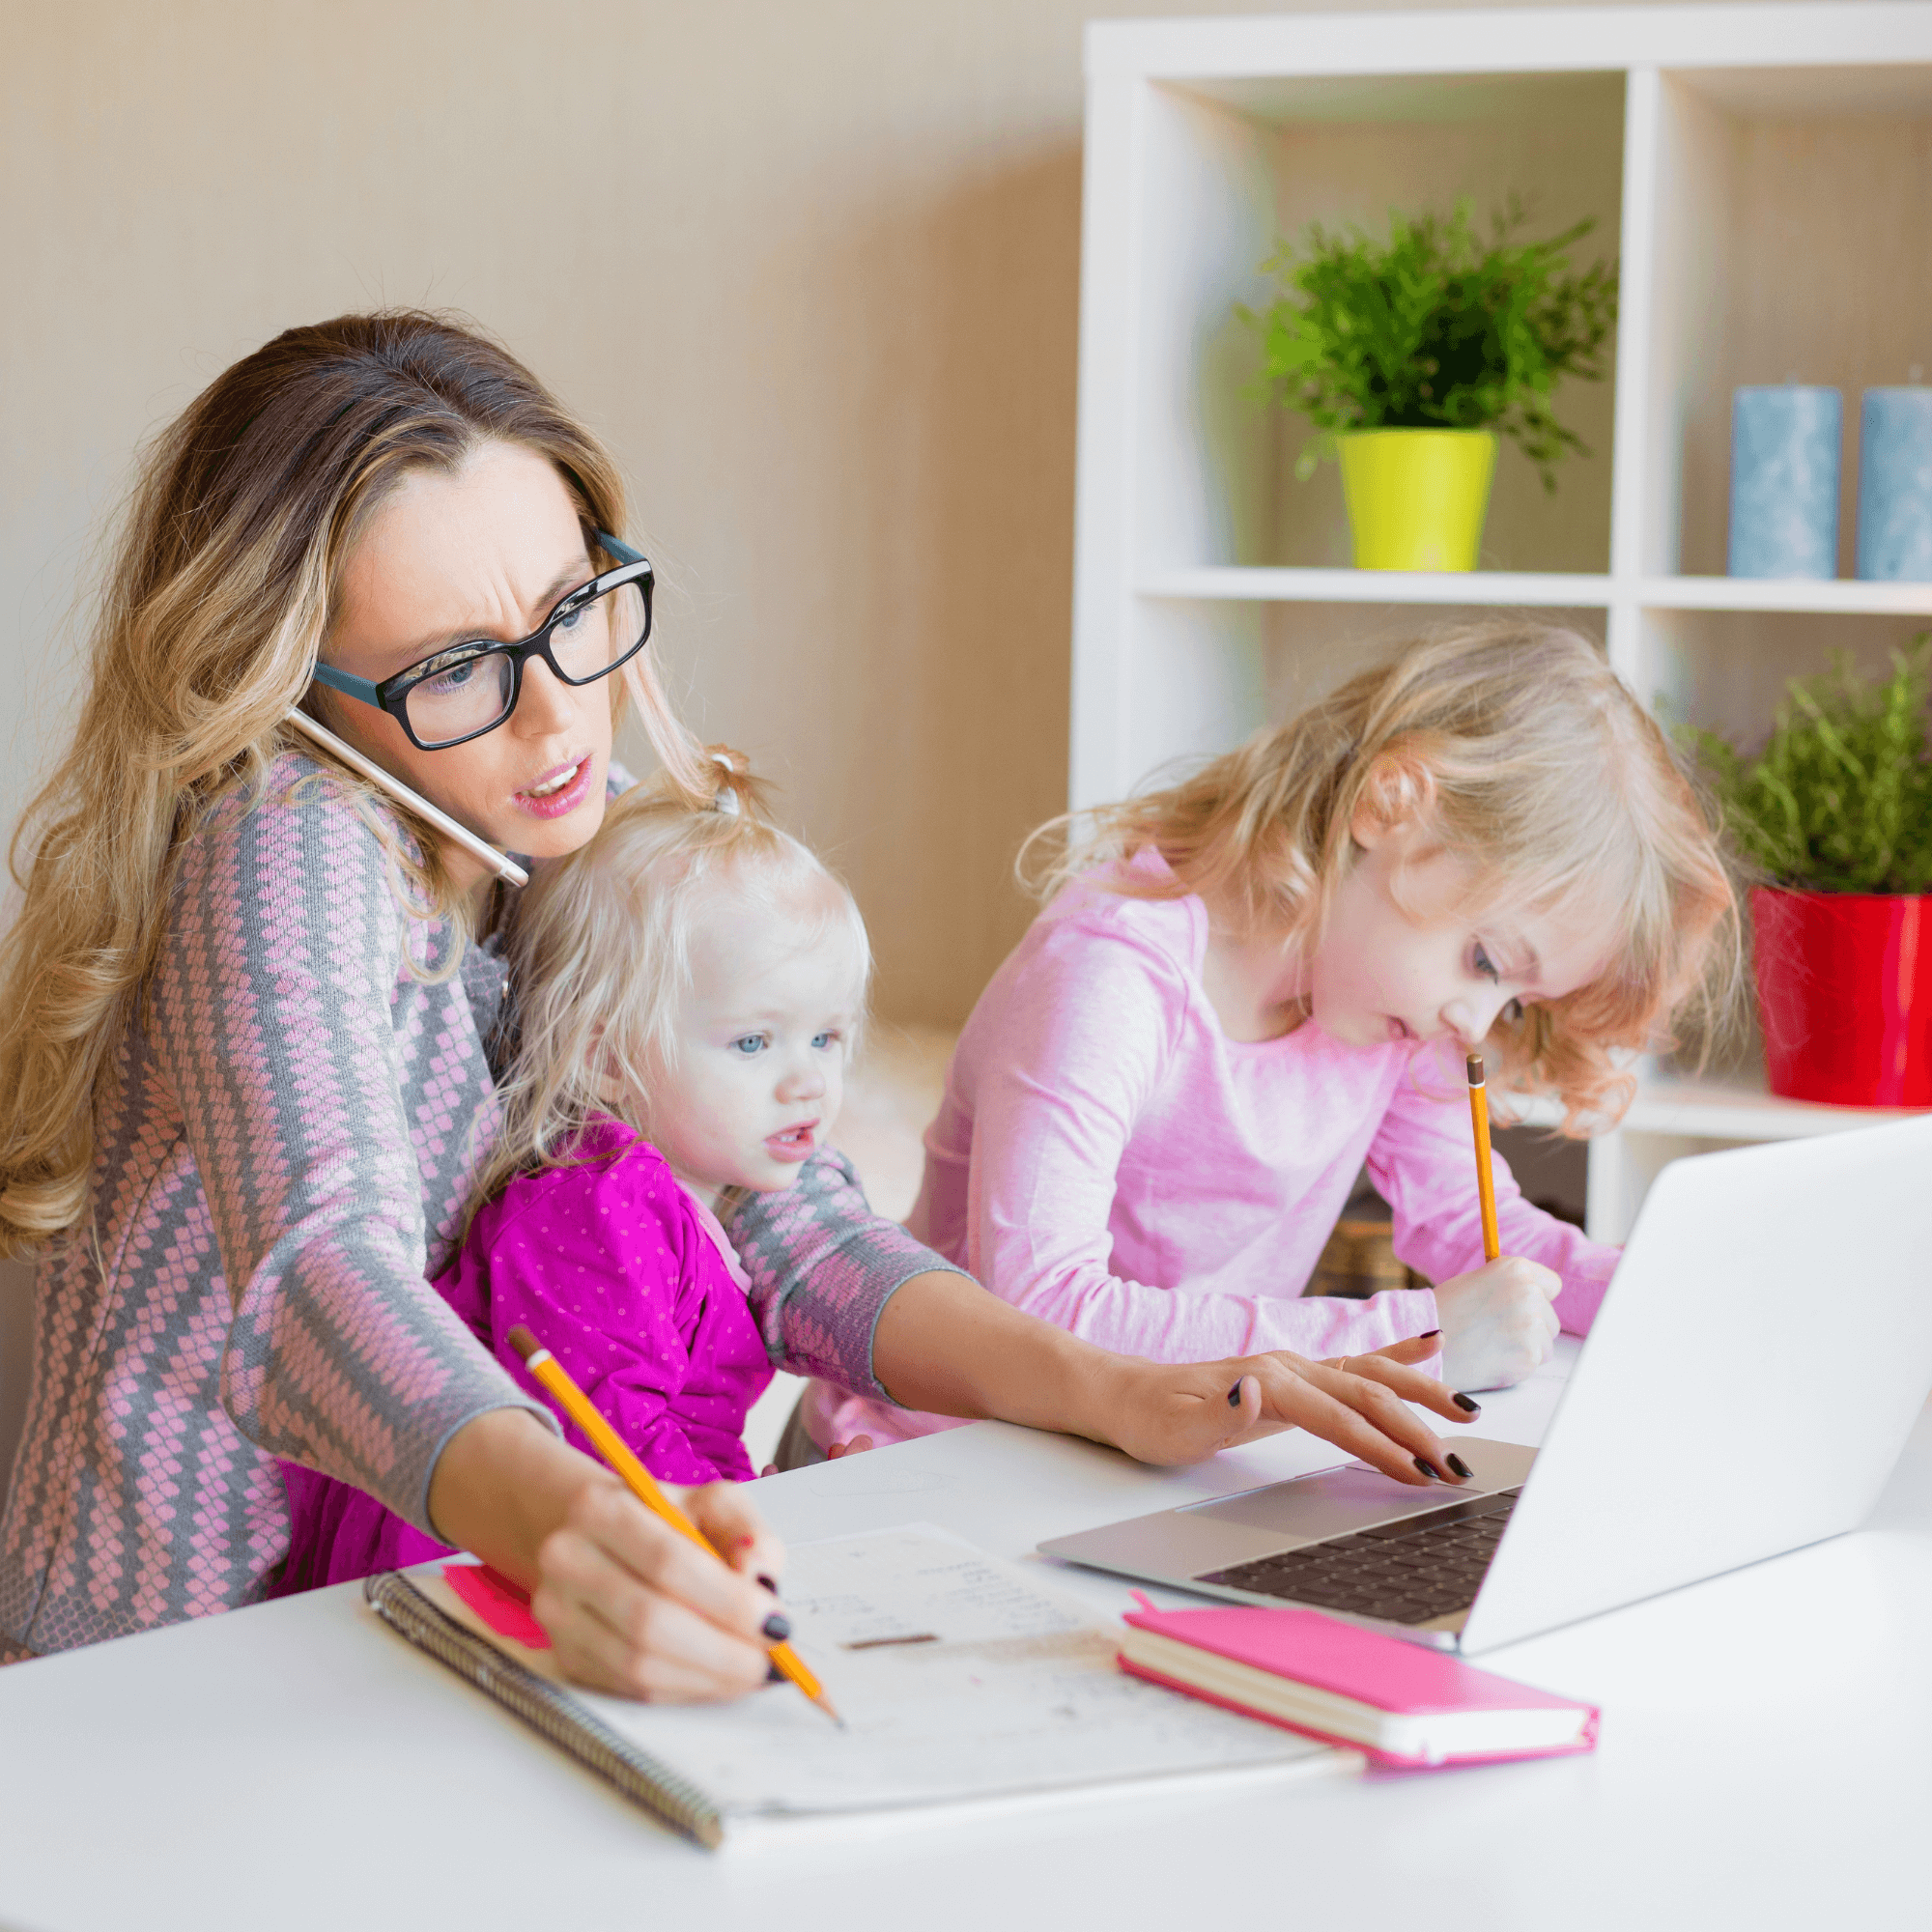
<box><xmin>1071</xmin><ymin>5</ymin><xmax>1932</xmax><ymax>1239</ymax></box>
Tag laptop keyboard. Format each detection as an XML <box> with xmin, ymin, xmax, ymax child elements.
<box><xmin>1196</xmin><ymin>1486</ymin><xmax>1523</xmax><ymax>1625</ymax></box>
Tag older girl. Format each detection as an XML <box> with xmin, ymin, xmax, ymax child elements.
<box><xmin>0</xmin><ymin>313</ymin><xmax>1457</xmax><ymax>1691</ymax></box>
<box><xmin>805</xmin><ymin>625</ymin><xmax>1736</xmax><ymax>1455</ymax></box>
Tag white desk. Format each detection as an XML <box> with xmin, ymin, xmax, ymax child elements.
<box><xmin>1</xmin><ymin>1342</ymin><xmax>1925</xmax><ymax>1932</ymax></box>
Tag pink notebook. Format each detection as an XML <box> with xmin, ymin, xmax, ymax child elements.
<box><xmin>1119</xmin><ymin>1602</ymin><xmax>1598</xmax><ymax>1770</ymax></box>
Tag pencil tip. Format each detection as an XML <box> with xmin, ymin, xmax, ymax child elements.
<box><xmin>817</xmin><ymin>1695</ymin><xmax>846</xmax><ymax>1728</ymax></box>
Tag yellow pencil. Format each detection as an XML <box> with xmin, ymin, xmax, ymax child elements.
<box><xmin>505</xmin><ymin>1323</ymin><xmax>842</xmax><ymax>1726</ymax></box>
<box><xmin>1465</xmin><ymin>1052</ymin><xmax>1501</xmax><ymax>1264</ymax></box>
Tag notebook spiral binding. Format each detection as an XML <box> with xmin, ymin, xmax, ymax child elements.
<box><xmin>364</xmin><ymin>1571</ymin><xmax>725</xmax><ymax>1848</ymax></box>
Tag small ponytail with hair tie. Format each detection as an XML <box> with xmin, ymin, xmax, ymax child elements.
<box><xmin>711</xmin><ymin>749</ymin><xmax>742</xmax><ymax>816</ymax></box>
<box><xmin>700</xmin><ymin>745</ymin><xmax>774</xmax><ymax>822</ymax></box>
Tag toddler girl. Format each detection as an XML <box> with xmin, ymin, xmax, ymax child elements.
<box><xmin>802</xmin><ymin>624</ymin><xmax>1735</xmax><ymax>1456</ymax></box>
<box><xmin>277</xmin><ymin>759</ymin><xmax>872</xmax><ymax>1587</ymax></box>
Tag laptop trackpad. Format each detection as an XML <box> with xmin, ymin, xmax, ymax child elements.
<box><xmin>1182</xmin><ymin>1462</ymin><xmax>1459</xmax><ymax>1547</ymax></box>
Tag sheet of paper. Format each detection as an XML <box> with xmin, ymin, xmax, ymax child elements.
<box><xmin>564</xmin><ymin>1525</ymin><xmax>1340</xmax><ymax>1818</ymax></box>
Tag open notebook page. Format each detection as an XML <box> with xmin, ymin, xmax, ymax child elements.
<box><xmin>412</xmin><ymin>1525</ymin><xmax>1351</xmax><ymax>1820</ymax></box>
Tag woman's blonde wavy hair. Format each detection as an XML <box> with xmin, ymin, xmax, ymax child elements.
<box><xmin>0</xmin><ymin>310</ymin><xmax>710</xmax><ymax>1256</ymax></box>
<box><xmin>1025</xmin><ymin>622</ymin><xmax>1738</xmax><ymax>1130</ymax></box>
<box><xmin>469</xmin><ymin>755</ymin><xmax>870</xmax><ymax>1222</ymax></box>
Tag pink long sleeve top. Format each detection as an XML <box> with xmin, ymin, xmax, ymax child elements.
<box><xmin>808</xmin><ymin>853</ymin><xmax>1617</xmax><ymax>1451</ymax></box>
<box><xmin>442</xmin><ymin>1122</ymin><xmax>771</xmax><ymax>1484</ymax></box>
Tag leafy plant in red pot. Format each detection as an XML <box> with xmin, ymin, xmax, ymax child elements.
<box><xmin>1690</xmin><ymin>639</ymin><xmax>1932</xmax><ymax>1107</ymax></box>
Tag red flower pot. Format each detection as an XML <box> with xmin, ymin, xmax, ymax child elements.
<box><xmin>1751</xmin><ymin>886</ymin><xmax>1932</xmax><ymax>1107</ymax></box>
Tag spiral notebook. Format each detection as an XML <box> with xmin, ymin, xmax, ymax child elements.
<box><xmin>366</xmin><ymin>1525</ymin><xmax>1357</xmax><ymax>1848</ymax></box>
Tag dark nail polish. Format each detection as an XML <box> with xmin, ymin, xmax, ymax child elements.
<box><xmin>756</xmin><ymin>1573</ymin><xmax>781</xmax><ymax>1598</ymax></box>
<box><xmin>1446</xmin><ymin>1453</ymin><xmax>1473</xmax><ymax>1481</ymax></box>
<box><xmin>1228</xmin><ymin>1380</ymin><xmax>1243</xmax><ymax>1408</ymax></box>
<box><xmin>1453</xmin><ymin>1393</ymin><xmax>1482</xmax><ymax>1414</ymax></box>
<box><xmin>1418</xmin><ymin>1329</ymin><xmax>1442</xmax><ymax>1340</ymax></box>
<box><xmin>762</xmin><ymin>1612</ymin><xmax>792</xmax><ymax>1642</ymax></box>
<box><xmin>766</xmin><ymin>1661</ymin><xmax>785</xmax><ymax>1684</ymax></box>
<box><xmin>1412</xmin><ymin>1458</ymin><xmax>1438</xmax><ymax>1480</ymax></box>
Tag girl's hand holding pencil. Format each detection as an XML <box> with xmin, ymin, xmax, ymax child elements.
<box><xmin>1435</xmin><ymin>1052</ymin><xmax>1562</xmax><ymax>1393</ymax></box>
<box><xmin>1435</xmin><ymin>1257</ymin><xmax>1562</xmax><ymax>1393</ymax></box>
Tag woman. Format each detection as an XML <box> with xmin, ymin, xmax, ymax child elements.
<box><xmin>0</xmin><ymin>313</ymin><xmax>1460</xmax><ymax>1696</ymax></box>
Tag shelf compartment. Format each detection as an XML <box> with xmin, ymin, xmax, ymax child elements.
<box><xmin>1129</xmin><ymin>71</ymin><xmax>1624</xmax><ymax>582</ymax></box>
<box><xmin>1630</xmin><ymin>604</ymin><xmax>1932</xmax><ymax>748</ymax></box>
<box><xmin>1635</xmin><ymin>63</ymin><xmax>1932</xmax><ymax>579</ymax></box>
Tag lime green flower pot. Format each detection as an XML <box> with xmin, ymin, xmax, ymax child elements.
<box><xmin>1337</xmin><ymin>429</ymin><xmax>1497</xmax><ymax>571</ymax></box>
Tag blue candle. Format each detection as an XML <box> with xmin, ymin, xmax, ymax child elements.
<box><xmin>1728</xmin><ymin>386</ymin><xmax>1841</xmax><ymax>579</ymax></box>
<box><xmin>1856</xmin><ymin>388</ymin><xmax>1932</xmax><ymax>582</ymax></box>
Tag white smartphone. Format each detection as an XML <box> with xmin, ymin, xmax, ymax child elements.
<box><xmin>283</xmin><ymin>708</ymin><xmax>529</xmax><ymax>888</ymax></box>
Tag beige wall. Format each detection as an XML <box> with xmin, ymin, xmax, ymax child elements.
<box><xmin>1</xmin><ymin>0</ymin><xmax>1690</xmax><ymax>1024</ymax></box>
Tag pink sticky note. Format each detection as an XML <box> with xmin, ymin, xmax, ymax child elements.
<box><xmin>443</xmin><ymin>1562</ymin><xmax>552</xmax><ymax>1650</ymax></box>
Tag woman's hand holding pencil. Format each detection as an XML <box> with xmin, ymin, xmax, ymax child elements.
<box><xmin>426</xmin><ymin>1402</ymin><xmax>791</xmax><ymax>1708</ymax></box>
<box><xmin>507</xmin><ymin>1327</ymin><xmax>840</xmax><ymax>1723</ymax></box>
<box><xmin>527</xmin><ymin>1471</ymin><xmax>795</xmax><ymax>1705</ymax></box>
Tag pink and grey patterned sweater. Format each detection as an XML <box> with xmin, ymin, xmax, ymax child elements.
<box><xmin>0</xmin><ymin>755</ymin><xmax>941</xmax><ymax>1662</ymax></box>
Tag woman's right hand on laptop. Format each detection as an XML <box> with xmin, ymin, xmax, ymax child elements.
<box><xmin>1107</xmin><ymin>1341</ymin><xmax>1473</xmax><ymax>1486</ymax></box>
<box><xmin>866</xmin><ymin>1268</ymin><xmax>1470</xmax><ymax>1486</ymax></box>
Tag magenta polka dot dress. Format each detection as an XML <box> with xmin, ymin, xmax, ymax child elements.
<box><xmin>272</xmin><ymin>1119</ymin><xmax>776</xmax><ymax>1592</ymax></box>
<box><xmin>441</xmin><ymin>1117</ymin><xmax>773</xmax><ymax>1487</ymax></box>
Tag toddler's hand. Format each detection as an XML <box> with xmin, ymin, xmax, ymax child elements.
<box><xmin>1434</xmin><ymin>1255</ymin><xmax>1560</xmax><ymax>1392</ymax></box>
<box><xmin>826</xmin><ymin>1435</ymin><xmax>875</xmax><ymax>1460</ymax></box>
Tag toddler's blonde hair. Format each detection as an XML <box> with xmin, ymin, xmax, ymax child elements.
<box><xmin>472</xmin><ymin>755</ymin><xmax>870</xmax><ymax>1215</ymax></box>
<box><xmin>1028</xmin><ymin>622</ymin><xmax>1736</xmax><ymax>1128</ymax></box>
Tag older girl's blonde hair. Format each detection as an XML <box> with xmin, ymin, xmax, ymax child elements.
<box><xmin>470</xmin><ymin>756</ymin><xmax>870</xmax><ymax>1216</ymax></box>
<box><xmin>1028</xmin><ymin>622</ymin><xmax>1737</xmax><ymax>1128</ymax></box>
<box><xmin>0</xmin><ymin>311</ymin><xmax>711</xmax><ymax>1255</ymax></box>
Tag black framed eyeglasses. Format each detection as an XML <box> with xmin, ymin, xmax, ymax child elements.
<box><xmin>310</xmin><ymin>530</ymin><xmax>655</xmax><ymax>752</ymax></box>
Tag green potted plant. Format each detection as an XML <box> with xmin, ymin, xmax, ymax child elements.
<box><xmin>1689</xmin><ymin>639</ymin><xmax>1932</xmax><ymax>1107</ymax></box>
<box><xmin>1244</xmin><ymin>200</ymin><xmax>1618</xmax><ymax>571</ymax></box>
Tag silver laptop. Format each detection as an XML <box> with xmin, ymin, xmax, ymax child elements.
<box><xmin>1040</xmin><ymin>1116</ymin><xmax>1932</xmax><ymax>1654</ymax></box>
